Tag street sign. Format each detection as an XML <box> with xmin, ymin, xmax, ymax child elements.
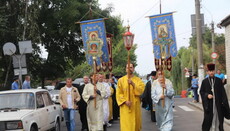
<box><xmin>185</xmin><ymin>72</ymin><xmax>190</xmax><ymax>78</ymax></box>
<box><xmin>191</xmin><ymin>14</ymin><xmax>205</xmax><ymax>35</ymax></box>
<box><xmin>211</xmin><ymin>52</ymin><xmax>218</xmax><ymax>59</ymax></box>
<box><xmin>19</xmin><ymin>40</ymin><xmax>32</xmax><ymax>54</ymax></box>
<box><xmin>14</xmin><ymin>68</ymin><xmax>27</xmax><ymax>75</ymax></box>
<box><xmin>3</xmin><ymin>42</ymin><xmax>16</xmax><ymax>55</ymax></box>
<box><xmin>12</xmin><ymin>55</ymin><xmax>27</xmax><ymax>68</ymax></box>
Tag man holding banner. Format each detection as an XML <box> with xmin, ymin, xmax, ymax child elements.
<box><xmin>82</xmin><ymin>73</ymin><xmax>106</xmax><ymax>131</ymax></box>
<box><xmin>148</xmin><ymin>11</ymin><xmax>177</xmax><ymax>131</ymax></box>
<box><xmin>151</xmin><ymin>72</ymin><xmax>174</xmax><ymax>130</ymax></box>
<box><xmin>116</xmin><ymin>63</ymin><xmax>145</xmax><ymax>131</ymax></box>
<box><xmin>80</xmin><ymin>18</ymin><xmax>111</xmax><ymax>130</ymax></box>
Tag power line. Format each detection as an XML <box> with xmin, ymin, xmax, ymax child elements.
<box><xmin>130</xmin><ymin>0</ymin><xmax>162</xmax><ymax>27</ymax></box>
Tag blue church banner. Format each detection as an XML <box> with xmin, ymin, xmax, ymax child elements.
<box><xmin>149</xmin><ymin>12</ymin><xmax>177</xmax><ymax>59</ymax></box>
<box><xmin>80</xmin><ymin>18</ymin><xmax>109</xmax><ymax>66</ymax></box>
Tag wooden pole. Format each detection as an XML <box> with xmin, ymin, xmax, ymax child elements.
<box><xmin>161</xmin><ymin>59</ymin><xmax>165</xmax><ymax>108</ymax></box>
<box><xmin>93</xmin><ymin>57</ymin><xmax>97</xmax><ymax>108</ymax></box>
<box><xmin>127</xmin><ymin>51</ymin><xmax>130</xmax><ymax>102</ymax></box>
<box><xmin>127</xmin><ymin>50</ymin><xmax>132</xmax><ymax>111</ymax></box>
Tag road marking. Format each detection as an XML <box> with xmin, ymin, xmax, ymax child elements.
<box><xmin>178</xmin><ymin>105</ymin><xmax>194</xmax><ymax>111</ymax></box>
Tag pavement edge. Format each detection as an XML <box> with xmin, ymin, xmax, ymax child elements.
<box><xmin>188</xmin><ymin>101</ymin><xmax>230</xmax><ymax>126</ymax></box>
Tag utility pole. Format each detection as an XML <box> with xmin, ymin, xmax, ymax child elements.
<box><xmin>160</xmin><ymin>0</ymin><xmax>162</xmax><ymax>14</ymax></box>
<box><xmin>195</xmin><ymin>0</ymin><xmax>204</xmax><ymax>84</ymax></box>
<box><xmin>23</xmin><ymin>0</ymin><xmax>28</xmax><ymax>40</ymax></box>
<box><xmin>211</xmin><ymin>21</ymin><xmax>215</xmax><ymax>64</ymax></box>
<box><xmin>181</xmin><ymin>61</ymin><xmax>184</xmax><ymax>91</ymax></box>
<box><xmin>192</xmin><ymin>48</ymin><xmax>194</xmax><ymax>75</ymax></box>
<box><xmin>195</xmin><ymin>0</ymin><xmax>204</xmax><ymax>103</ymax></box>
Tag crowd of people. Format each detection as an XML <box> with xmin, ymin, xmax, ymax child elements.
<box><xmin>59</xmin><ymin>72</ymin><xmax>122</xmax><ymax>131</ymax></box>
<box><xmin>58</xmin><ymin>63</ymin><xmax>178</xmax><ymax>131</ymax></box>
<box><xmin>11</xmin><ymin>63</ymin><xmax>230</xmax><ymax>131</ymax></box>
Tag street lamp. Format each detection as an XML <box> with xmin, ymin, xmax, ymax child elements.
<box><xmin>123</xmin><ymin>25</ymin><xmax>134</xmax><ymax>106</ymax></box>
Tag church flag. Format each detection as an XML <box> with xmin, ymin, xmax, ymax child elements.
<box><xmin>80</xmin><ymin>18</ymin><xmax>109</xmax><ymax>66</ymax></box>
<box><xmin>149</xmin><ymin>12</ymin><xmax>177</xmax><ymax>60</ymax></box>
<box><xmin>106</xmin><ymin>34</ymin><xmax>113</xmax><ymax>72</ymax></box>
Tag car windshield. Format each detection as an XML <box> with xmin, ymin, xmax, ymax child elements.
<box><xmin>0</xmin><ymin>93</ymin><xmax>35</xmax><ymax>110</ymax></box>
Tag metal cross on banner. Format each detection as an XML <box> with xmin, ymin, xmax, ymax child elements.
<box><xmin>149</xmin><ymin>12</ymin><xmax>177</xmax><ymax>71</ymax></box>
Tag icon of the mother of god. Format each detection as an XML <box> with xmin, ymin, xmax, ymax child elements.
<box><xmin>158</xmin><ymin>25</ymin><xmax>168</xmax><ymax>38</ymax></box>
<box><xmin>87</xmin><ymin>31</ymin><xmax>103</xmax><ymax>56</ymax></box>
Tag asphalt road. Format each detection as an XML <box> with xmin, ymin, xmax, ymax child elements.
<box><xmin>61</xmin><ymin>98</ymin><xmax>230</xmax><ymax>131</ymax></box>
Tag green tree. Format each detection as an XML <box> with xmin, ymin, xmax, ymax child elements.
<box><xmin>48</xmin><ymin>2</ymin><xmax>137</xmax><ymax>79</ymax></box>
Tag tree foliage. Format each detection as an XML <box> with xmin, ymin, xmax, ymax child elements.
<box><xmin>0</xmin><ymin>0</ymin><xmax>137</xmax><ymax>90</ymax></box>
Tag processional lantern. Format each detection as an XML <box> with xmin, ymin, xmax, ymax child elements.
<box><xmin>123</xmin><ymin>25</ymin><xmax>134</xmax><ymax>51</ymax></box>
<box><xmin>123</xmin><ymin>25</ymin><xmax>134</xmax><ymax>109</ymax></box>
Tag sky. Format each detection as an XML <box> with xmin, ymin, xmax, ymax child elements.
<box><xmin>98</xmin><ymin>0</ymin><xmax>230</xmax><ymax>76</ymax></box>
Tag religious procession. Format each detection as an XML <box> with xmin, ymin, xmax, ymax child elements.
<box><xmin>57</xmin><ymin>1</ymin><xmax>230</xmax><ymax>130</ymax></box>
<box><xmin>1</xmin><ymin>0</ymin><xmax>230</xmax><ymax>131</ymax></box>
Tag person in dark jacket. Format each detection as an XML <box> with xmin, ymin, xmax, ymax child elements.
<box><xmin>109</xmin><ymin>77</ymin><xmax>119</xmax><ymax>121</ymax></box>
<box><xmin>200</xmin><ymin>63</ymin><xmax>230</xmax><ymax>131</ymax></box>
<box><xmin>77</xmin><ymin>76</ymin><xmax>89</xmax><ymax>131</ymax></box>
<box><xmin>142</xmin><ymin>71</ymin><xmax>157</xmax><ymax>122</ymax></box>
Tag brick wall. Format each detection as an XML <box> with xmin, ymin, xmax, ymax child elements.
<box><xmin>225</xmin><ymin>25</ymin><xmax>230</xmax><ymax>98</ymax></box>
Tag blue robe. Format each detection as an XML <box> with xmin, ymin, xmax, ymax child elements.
<box><xmin>151</xmin><ymin>78</ymin><xmax>174</xmax><ymax>131</ymax></box>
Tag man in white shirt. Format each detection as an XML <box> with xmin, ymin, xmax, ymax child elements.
<box><xmin>59</xmin><ymin>78</ymin><xmax>81</xmax><ymax>131</ymax></box>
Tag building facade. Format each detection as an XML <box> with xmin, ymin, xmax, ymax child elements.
<box><xmin>220</xmin><ymin>14</ymin><xmax>230</xmax><ymax>98</ymax></box>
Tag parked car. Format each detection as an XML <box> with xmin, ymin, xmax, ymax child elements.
<box><xmin>37</xmin><ymin>85</ymin><xmax>55</xmax><ymax>91</ymax></box>
<box><xmin>0</xmin><ymin>89</ymin><xmax>63</xmax><ymax>131</ymax></box>
<box><xmin>49</xmin><ymin>78</ymin><xmax>84</xmax><ymax>104</ymax></box>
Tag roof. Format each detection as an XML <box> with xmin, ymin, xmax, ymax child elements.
<box><xmin>0</xmin><ymin>89</ymin><xmax>48</xmax><ymax>94</ymax></box>
<box><xmin>220</xmin><ymin>14</ymin><xmax>230</xmax><ymax>27</ymax></box>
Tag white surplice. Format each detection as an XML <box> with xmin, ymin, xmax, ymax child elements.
<box><xmin>82</xmin><ymin>83</ymin><xmax>106</xmax><ymax>131</ymax></box>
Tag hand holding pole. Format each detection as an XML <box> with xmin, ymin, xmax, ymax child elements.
<box><xmin>93</xmin><ymin>57</ymin><xmax>97</xmax><ymax>108</ymax></box>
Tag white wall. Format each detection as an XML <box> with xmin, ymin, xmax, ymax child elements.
<box><xmin>225</xmin><ymin>24</ymin><xmax>230</xmax><ymax>99</ymax></box>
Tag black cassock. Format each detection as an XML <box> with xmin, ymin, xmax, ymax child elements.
<box><xmin>200</xmin><ymin>77</ymin><xmax>230</xmax><ymax>131</ymax></box>
<box><xmin>77</xmin><ymin>84</ymin><xmax>88</xmax><ymax>130</ymax></box>
<box><xmin>111</xmin><ymin>83</ymin><xmax>119</xmax><ymax>120</ymax></box>
<box><xmin>141</xmin><ymin>80</ymin><xmax>156</xmax><ymax>122</ymax></box>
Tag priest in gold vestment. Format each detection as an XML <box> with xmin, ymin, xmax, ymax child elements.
<box><xmin>116</xmin><ymin>63</ymin><xmax>145</xmax><ymax>131</ymax></box>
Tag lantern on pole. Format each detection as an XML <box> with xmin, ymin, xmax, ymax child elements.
<box><xmin>123</xmin><ymin>25</ymin><xmax>134</xmax><ymax>104</ymax></box>
<box><xmin>123</xmin><ymin>25</ymin><xmax>134</xmax><ymax>51</ymax></box>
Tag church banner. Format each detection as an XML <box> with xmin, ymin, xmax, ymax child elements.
<box><xmin>80</xmin><ymin>18</ymin><xmax>109</xmax><ymax>66</ymax></box>
<box><xmin>106</xmin><ymin>34</ymin><xmax>113</xmax><ymax>72</ymax></box>
<box><xmin>149</xmin><ymin>12</ymin><xmax>177</xmax><ymax>60</ymax></box>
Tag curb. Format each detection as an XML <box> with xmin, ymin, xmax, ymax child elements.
<box><xmin>188</xmin><ymin>102</ymin><xmax>230</xmax><ymax>126</ymax></box>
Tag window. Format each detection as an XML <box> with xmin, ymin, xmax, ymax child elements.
<box><xmin>36</xmin><ymin>93</ymin><xmax>44</xmax><ymax>108</ymax></box>
<box><xmin>0</xmin><ymin>93</ymin><xmax>35</xmax><ymax>109</ymax></box>
<box><xmin>42</xmin><ymin>92</ymin><xmax>53</xmax><ymax>106</ymax></box>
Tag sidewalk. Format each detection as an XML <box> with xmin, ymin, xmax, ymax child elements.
<box><xmin>188</xmin><ymin>101</ymin><xmax>230</xmax><ymax>125</ymax></box>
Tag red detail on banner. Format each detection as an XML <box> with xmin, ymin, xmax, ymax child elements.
<box><xmin>166</xmin><ymin>56</ymin><xmax>172</xmax><ymax>71</ymax></box>
<box><xmin>106</xmin><ymin>34</ymin><xmax>113</xmax><ymax>72</ymax></box>
<box><xmin>95</xmin><ymin>62</ymin><xmax>101</xmax><ymax>73</ymax></box>
<box><xmin>155</xmin><ymin>59</ymin><xmax>160</xmax><ymax>71</ymax></box>
<box><xmin>102</xmin><ymin>62</ymin><xmax>107</xmax><ymax>72</ymax></box>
